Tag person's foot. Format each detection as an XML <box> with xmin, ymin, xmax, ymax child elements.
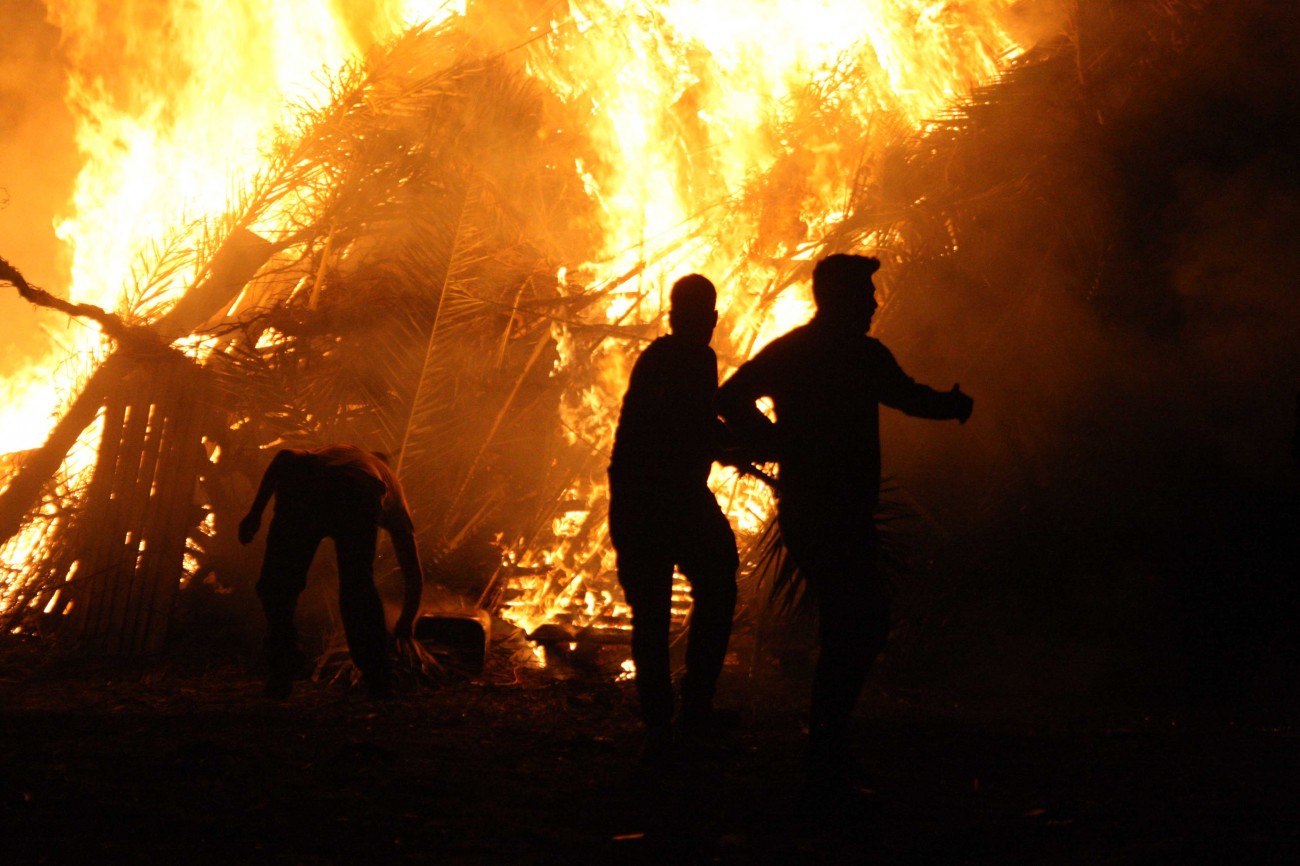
<box><xmin>263</xmin><ymin>647</ymin><xmax>309</xmax><ymax>700</ymax></box>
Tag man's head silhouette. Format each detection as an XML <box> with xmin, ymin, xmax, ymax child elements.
<box><xmin>812</xmin><ymin>254</ymin><xmax>880</xmax><ymax>335</ymax></box>
<box><xmin>669</xmin><ymin>273</ymin><xmax>719</xmax><ymax>345</ymax></box>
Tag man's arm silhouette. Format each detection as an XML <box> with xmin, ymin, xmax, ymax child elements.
<box><xmin>387</xmin><ymin>525</ymin><xmax>423</xmax><ymax>641</ymax></box>
<box><xmin>716</xmin><ymin>358</ymin><xmax>781</xmax><ymax>464</ymax></box>
<box><xmin>369</xmin><ymin>459</ymin><xmax>423</xmax><ymax>642</ymax></box>
<box><xmin>875</xmin><ymin>343</ymin><xmax>973</xmax><ymax>423</ymax></box>
<box><xmin>238</xmin><ymin>449</ymin><xmax>295</xmax><ymax>544</ymax></box>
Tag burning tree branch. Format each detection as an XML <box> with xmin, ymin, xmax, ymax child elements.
<box><xmin>0</xmin><ymin>256</ymin><xmax>161</xmax><ymax>350</ymax></box>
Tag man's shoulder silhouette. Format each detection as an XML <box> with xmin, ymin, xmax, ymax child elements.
<box><xmin>622</xmin><ymin>333</ymin><xmax>716</xmax><ymax>405</ymax></box>
<box><xmin>638</xmin><ymin>331</ymin><xmax>715</xmax><ymax>366</ymax></box>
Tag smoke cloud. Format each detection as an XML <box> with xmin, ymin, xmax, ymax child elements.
<box><xmin>869</xmin><ymin>0</ymin><xmax>1300</xmax><ymax>713</ymax></box>
<box><xmin>0</xmin><ymin>1</ymin><xmax>78</xmax><ymax>379</ymax></box>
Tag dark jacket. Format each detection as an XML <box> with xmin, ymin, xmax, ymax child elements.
<box><xmin>609</xmin><ymin>334</ymin><xmax>722</xmax><ymax>494</ymax></box>
<box><xmin>717</xmin><ymin>319</ymin><xmax>965</xmax><ymax>507</ymax></box>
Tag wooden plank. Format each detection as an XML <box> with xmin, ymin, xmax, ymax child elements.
<box><xmin>156</xmin><ymin>228</ymin><xmax>274</xmax><ymax>340</ymax></box>
<box><xmin>89</xmin><ymin>403</ymin><xmax>140</xmax><ymax>649</ymax></box>
<box><xmin>132</xmin><ymin>362</ymin><xmax>187</xmax><ymax>653</ymax></box>
<box><xmin>91</xmin><ymin>402</ymin><xmax>135</xmax><ymax>649</ymax></box>
<box><xmin>68</xmin><ymin>352</ymin><xmax>211</xmax><ymax>654</ymax></box>
<box><xmin>140</xmin><ymin>367</ymin><xmax>212</xmax><ymax>652</ymax></box>
<box><xmin>99</xmin><ymin>375</ymin><xmax>164</xmax><ymax>653</ymax></box>
<box><xmin>71</xmin><ymin>391</ymin><xmax>127</xmax><ymax>637</ymax></box>
<box><xmin>124</xmin><ymin>359</ymin><xmax>183</xmax><ymax>653</ymax></box>
<box><xmin>116</xmin><ymin>392</ymin><xmax>170</xmax><ymax>654</ymax></box>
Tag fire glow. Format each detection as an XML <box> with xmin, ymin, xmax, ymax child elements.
<box><xmin>1</xmin><ymin>1</ymin><xmax>1024</xmax><ymax>631</ymax></box>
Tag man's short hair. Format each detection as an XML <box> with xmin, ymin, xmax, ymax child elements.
<box><xmin>670</xmin><ymin>273</ymin><xmax>716</xmax><ymax>316</ymax></box>
<box><xmin>812</xmin><ymin>254</ymin><xmax>880</xmax><ymax>307</ymax></box>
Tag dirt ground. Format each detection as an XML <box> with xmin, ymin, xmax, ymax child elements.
<box><xmin>1</xmin><ymin>635</ymin><xmax>1296</xmax><ymax>865</ymax></box>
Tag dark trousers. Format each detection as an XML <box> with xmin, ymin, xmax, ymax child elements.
<box><xmin>778</xmin><ymin>501</ymin><xmax>890</xmax><ymax>753</ymax></box>
<box><xmin>610</xmin><ymin>484</ymin><xmax>739</xmax><ymax>727</ymax></box>
<box><xmin>255</xmin><ymin>481</ymin><xmax>390</xmax><ymax>686</ymax></box>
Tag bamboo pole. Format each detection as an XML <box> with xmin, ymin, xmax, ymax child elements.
<box><xmin>98</xmin><ymin>388</ymin><xmax>160</xmax><ymax>652</ymax></box>
<box><xmin>138</xmin><ymin>363</ymin><xmax>211</xmax><ymax>652</ymax></box>
<box><xmin>126</xmin><ymin>361</ymin><xmax>184</xmax><ymax>653</ymax></box>
<box><xmin>70</xmin><ymin>384</ymin><xmax>129</xmax><ymax>637</ymax></box>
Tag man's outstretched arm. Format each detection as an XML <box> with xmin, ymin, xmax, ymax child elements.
<box><xmin>877</xmin><ymin>345</ymin><xmax>973</xmax><ymax>423</ymax></box>
<box><xmin>238</xmin><ymin>449</ymin><xmax>294</xmax><ymax>544</ymax></box>
<box><xmin>717</xmin><ymin>360</ymin><xmax>781</xmax><ymax>463</ymax></box>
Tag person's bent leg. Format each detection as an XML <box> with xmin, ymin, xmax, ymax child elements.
<box><xmin>256</xmin><ymin>517</ymin><xmax>319</xmax><ymax>697</ymax></box>
<box><xmin>619</xmin><ymin>554</ymin><xmax>676</xmax><ymax>729</ymax></box>
<box><xmin>334</xmin><ymin>516</ymin><xmax>389</xmax><ymax>696</ymax></box>
<box><xmin>809</xmin><ymin>569</ymin><xmax>889</xmax><ymax>751</ymax></box>
<box><xmin>610</xmin><ymin>490</ymin><xmax>676</xmax><ymax>731</ymax></box>
<box><xmin>678</xmin><ymin>495</ymin><xmax>739</xmax><ymax>724</ymax></box>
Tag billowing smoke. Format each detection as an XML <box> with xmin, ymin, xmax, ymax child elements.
<box><xmin>870</xmin><ymin>0</ymin><xmax>1300</xmax><ymax>713</ymax></box>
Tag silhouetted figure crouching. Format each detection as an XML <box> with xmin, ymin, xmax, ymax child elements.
<box><xmin>718</xmin><ymin>254</ymin><xmax>973</xmax><ymax>797</ymax></box>
<box><xmin>239</xmin><ymin>444</ymin><xmax>424</xmax><ymax>700</ymax></box>
<box><xmin>609</xmin><ymin>274</ymin><xmax>740</xmax><ymax>760</ymax></box>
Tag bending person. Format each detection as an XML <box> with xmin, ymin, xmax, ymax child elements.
<box><xmin>239</xmin><ymin>444</ymin><xmax>423</xmax><ymax>700</ymax></box>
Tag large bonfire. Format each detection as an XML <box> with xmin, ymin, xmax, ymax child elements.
<box><xmin>0</xmin><ymin>0</ymin><xmax>1043</xmax><ymax>650</ymax></box>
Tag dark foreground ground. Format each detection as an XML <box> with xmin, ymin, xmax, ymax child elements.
<box><xmin>1</xmin><ymin>637</ymin><xmax>1296</xmax><ymax>866</ymax></box>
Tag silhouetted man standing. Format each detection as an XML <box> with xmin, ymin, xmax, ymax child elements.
<box><xmin>718</xmin><ymin>254</ymin><xmax>972</xmax><ymax>794</ymax></box>
<box><xmin>609</xmin><ymin>274</ymin><xmax>739</xmax><ymax>758</ymax></box>
<box><xmin>239</xmin><ymin>444</ymin><xmax>423</xmax><ymax>700</ymax></box>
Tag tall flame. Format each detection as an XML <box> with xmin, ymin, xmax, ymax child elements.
<box><xmin>0</xmin><ymin>0</ymin><xmax>458</xmax><ymax>609</ymax></box>
<box><xmin>500</xmin><ymin>0</ymin><xmax>1021</xmax><ymax>631</ymax></box>
<box><xmin>3</xmin><ymin>1</ymin><xmax>1025</xmax><ymax>624</ymax></box>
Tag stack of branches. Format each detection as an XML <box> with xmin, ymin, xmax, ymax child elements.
<box><xmin>1</xmin><ymin>21</ymin><xmax>612</xmax><ymax>636</ymax></box>
<box><xmin>184</xmin><ymin>24</ymin><xmax>613</xmax><ymax>608</ymax></box>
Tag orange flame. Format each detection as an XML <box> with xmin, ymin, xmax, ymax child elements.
<box><xmin>3</xmin><ymin>1</ymin><xmax>1028</xmax><ymax>628</ymax></box>
<box><xmin>500</xmin><ymin>0</ymin><xmax>1023</xmax><ymax>631</ymax></box>
<box><xmin>2</xmin><ymin>1</ymin><xmax>460</xmax><ymax>605</ymax></box>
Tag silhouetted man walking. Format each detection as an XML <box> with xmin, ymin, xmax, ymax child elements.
<box><xmin>239</xmin><ymin>444</ymin><xmax>424</xmax><ymax>700</ymax></box>
<box><xmin>718</xmin><ymin>254</ymin><xmax>972</xmax><ymax>794</ymax></box>
<box><xmin>609</xmin><ymin>274</ymin><xmax>739</xmax><ymax>758</ymax></box>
